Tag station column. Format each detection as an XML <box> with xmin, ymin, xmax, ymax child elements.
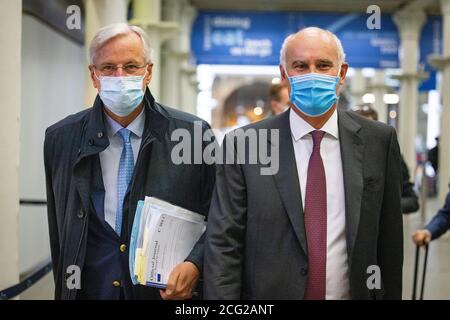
<box><xmin>393</xmin><ymin>8</ymin><xmax>427</xmax><ymax>171</ymax></box>
<box><xmin>0</xmin><ymin>0</ymin><xmax>21</xmax><ymax>294</ymax></box>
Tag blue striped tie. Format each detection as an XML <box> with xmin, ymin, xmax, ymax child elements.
<box><xmin>116</xmin><ymin>128</ymin><xmax>134</xmax><ymax>236</ymax></box>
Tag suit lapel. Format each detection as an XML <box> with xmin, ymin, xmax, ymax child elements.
<box><xmin>338</xmin><ymin>110</ymin><xmax>363</xmax><ymax>267</ymax></box>
<box><xmin>270</xmin><ymin>111</ymin><xmax>308</xmax><ymax>255</ymax></box>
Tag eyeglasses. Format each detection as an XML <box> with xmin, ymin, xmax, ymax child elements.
<box><xmin>93</xmin><ymin>64</ymin><xmax>148</xmax><ymax>76</ymax></box>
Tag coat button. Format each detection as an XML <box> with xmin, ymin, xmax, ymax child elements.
<box><xmin>301</xmin><ymin>267</ymin><xmax>308</xmax><ymax>276</ymax></box>
<box><xmin>88</xmin><ymin>139</ymin><xmax>94</xmax><ymax>146</ymax></box>
<box><xmin>97</xmin><ymin>132</ymin><xmax>104</xmax><ymax>138</ymax></box>
<box><xmin>119</xmin><ymin>244</ymin><xmax>127</xmax><ymax>252</ymax></box>
<box><xmin>77</xmin><ymin>208</ymin><xmax>85</xmax><ymax>219</ymax></box>
<box><xmin>112</xmin><ymin>280</ymin><xmax>121</xmax><ymax>288</ymax></box>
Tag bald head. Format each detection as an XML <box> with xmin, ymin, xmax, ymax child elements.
<box><xmin>279</xmin><ymin>26</ymin><xmax>349</xmax><ymax>106</ymax></box>
<box><xmin>280</xmin><ymin>27</ymin><xmax>346</xmax><ymax>68</ymax></box>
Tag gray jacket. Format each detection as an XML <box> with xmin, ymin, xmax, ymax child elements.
<box><xmin>204</xmin><ymin>109</ymin><xmax>403</xmax><ymax>300</ymax></box>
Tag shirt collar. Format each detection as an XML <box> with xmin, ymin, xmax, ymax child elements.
<box><xmin>104</xmin><ymin>108</ymin><xmax>146</xmax><ymax>139</ymax></box>
<box><xmin>289</xmin><ymin>107</ymin><xmax>339</xmax><ymax>142</ymax></box>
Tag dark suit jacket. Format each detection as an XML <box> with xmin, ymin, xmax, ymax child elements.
<box><xmin>204</xmin><ymin>109</ymin><xmax>403</xmax><ymax>300</ymax></box>
<box><xmin>44</xmin><ymin>89</ymin><xmax>215</xmax><ymax>299</ymax></box>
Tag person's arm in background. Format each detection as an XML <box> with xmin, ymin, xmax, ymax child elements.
<box><xmin>377</xmin><ymin>127</ymin><xmax>403</xmax><ymax>299</ymax></box>
<box><xmin>400</xmin><ymin>156</ymin><xmax>419</xmax><ymax>214</ymax></box>
<box><xmin>412</xmin><ymin>189</ymin><xmax>450</xmax><ymax>246</ymax></box>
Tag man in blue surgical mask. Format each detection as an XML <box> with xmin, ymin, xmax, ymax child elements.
<box><xmin>44</xmin><ymin>23</ymin><xmax>215</xmax><ymax>300</ymax></box>
<box><xmin>205</xmin><ymin>27</ymin><xmax>403</xmax><ymax>300</ymax></box>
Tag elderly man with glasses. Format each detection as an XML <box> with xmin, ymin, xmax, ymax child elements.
<box><xmin>44</xmin><ymin>23</ymin><xmax>215</xmax><ymax>300</ymax></box>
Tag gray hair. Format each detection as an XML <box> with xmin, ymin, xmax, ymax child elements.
<box><xmin>89</xmin><ymin>23</ymin><xmax>153</xmax><ymax>64</ymax></box>
<box><xmin>280</xmin><ymin>27</ymin><xmax>346</xmax><ymax>68</ymax></box>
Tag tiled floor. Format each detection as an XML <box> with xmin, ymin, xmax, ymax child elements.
<box><xmin>18</xmin><ymin>197</ymin><xmax>450</xmax><ymax>300</ymax></box>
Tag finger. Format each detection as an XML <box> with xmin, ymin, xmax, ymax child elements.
<box><xmin>187</xmin><ymin>275</ymin><xmax>198</xmax><ymax>292</ymax></box>
<box><xmin>166</xmin><ymin>270</ymin><xmax>181</xmax><ymax>296</ymax></box>
<box><xmin>160</xmin><ymin>289</ymin><xmax>169</xmax><ymax>300</ymax></box>
<box><xmin>173</xmin><ymin>272</ymin><xmax>190</xmax><ymax>297</ymax></box>
<box><xmin>176</xmin><ymin>275</ymin><xmax>197</xmax><ymax>300</ymax></box>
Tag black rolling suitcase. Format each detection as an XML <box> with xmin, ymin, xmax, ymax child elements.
<box><xmin>412</xmin><ymin>244</ymin><xmax>429</xmax><ymax>300</ymax></box>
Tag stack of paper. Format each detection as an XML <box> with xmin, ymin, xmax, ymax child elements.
<box><xmin>129</xmin><ymin>197</ymin><xmax>206</xmax><ymax>289</ymax></box>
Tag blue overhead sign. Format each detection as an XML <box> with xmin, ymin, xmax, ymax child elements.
<box><xmin>191</xmin><ymin>12</ymin><xmax>294</xmax><ymax>65</ymax></box>
<box><xmin>295</xmin><ymin>13</ymin><xmax>400</xmax><ymax>69</ymax></box>
<box><xmin>191</xmin><ymin>11</ymin><xmax>442</xmax><ymax>90</ymax></box>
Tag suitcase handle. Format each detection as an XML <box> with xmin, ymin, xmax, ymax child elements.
<box><xmin>412</xmin><ymin>244</ymin><xmax>429</xmax><ymax>300</ymax></box>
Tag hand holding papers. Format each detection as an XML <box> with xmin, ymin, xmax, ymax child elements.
<box><xmin>129</xmin><ymin>197</ymin><xmax>206</xmax><ymax>289</ymax></box>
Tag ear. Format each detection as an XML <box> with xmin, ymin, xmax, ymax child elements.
<box><xmin>279</xmin><ymin>64</ymin><xmax>290</xmax><ymax>86</ymax></box>
<box><xmin>338</xmin><ymin>63</ymin><xmax>348</xmax><ymax>86</ymax></box>
<box><xmin>145</xmin><ymin>64</ymin><xmax>154</xmax><ymax>86</ymax></box>
<box><xmin>279</xmin><ymin>64</ymin><xmax>286</xmax><ymax>81</ymax></box>
<box><xmin>89</xmin><ymin>65</ymin><xmax>100</xmax><ymax>90</ymax></box>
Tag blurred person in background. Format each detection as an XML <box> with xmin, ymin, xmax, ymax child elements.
<box><xmin>427</xmin><ymin>137</ymin><xmax>439</xmax><ymax>174</ymax></box>
<box><xmin>352</xmin><ymin>104</ymin><xmax>419</xmax><ymax>214</ymax></box>
<box><xmin>269</xmin><ymin>83</ymin><xmax>290</xmax><ymax>116</ymax></box>
<box><xmin>412</xmin><ymin>185</ymin><xmax>450</xmax><ymax>246</ymax></box>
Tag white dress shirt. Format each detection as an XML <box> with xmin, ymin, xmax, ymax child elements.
<box><xmin>289</xmin><ymin>108</ymin><xmax>351</xmax><ymax>300</ymax></box>
<box><xmin>99</xmin><ymin>109</ymin><xmax>145</xmax><ymax>230</ymax></box>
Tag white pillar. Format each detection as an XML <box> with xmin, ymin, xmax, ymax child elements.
<box><xmin>349</xmin><ymin>69</ymin><xmax>366</xmax><ymax>106</ymax></box>
<box><xmin>161</xmin><ymin>0</ymin><xmax>182</xmax><ymax>108</ymax></box>
<box><xmin>160</xmin><ymin>0</ymin><xmax>197</xmax><ymax>113</ymax></box>
<box><xmin>429</xmin><ymin>0</ymin><xmax>450</xmax><ymax>203</ymax></box>
<box><xmin>179</xmin><ymin>2</ymin><xmax>199</xmax><ymax>115</ymax></box>
<box><xmin>161</xmin><ymin>50</ymin><xmax>190</xmax><ymax>108</ymax></box>
<box><xmin>370</xmin><ymin>70</ymin><xmax>389</xmax><ymax>123</ymax></box>
<box><xmin>393</xmin><ymin>9</ymin><xmax>427</xmax><ymax>171</ymax></box>
<box><xmin>83</xmin><ymin>0</ymin><xmax>129</xmax><ymax>107</ymax></box>
<box><xmin>0</xmin><ymin>0</ymin><xmax>21</xmax><ymax>295</ymax></box>
<box><xmin>130</xmin><ymin>0</ymin><xmax>178</xmax><ymax>101</ymax></box>
<box><xmin>190</xmin><ymin>76</ymin><xmax>200</xmax><ymax>116</ymax></box>
<box><xmin>181</xmin><ymin>66</ymin><xmax>199</xmax><ymax>115</ymax></box>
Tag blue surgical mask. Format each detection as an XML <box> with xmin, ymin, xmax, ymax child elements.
<box><xmin>97</xmin><ymin>72</ymin><xmax>146</xmax><ymax>117</ymax></box>
<box><xmin>287</xmin><ymin>70</ymin><xmax>340</xmax><ymax>117</ymax></box>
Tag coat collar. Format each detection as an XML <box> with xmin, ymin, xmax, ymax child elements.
<box><xmin>79</xmin><ymin>88</ymin><xmax>169</xmax><ymax>159</ymax></box>
<box><xmin>73</xmin><ymin>89</ymin><xmax>169</xmax><ymax>213</ymax></box>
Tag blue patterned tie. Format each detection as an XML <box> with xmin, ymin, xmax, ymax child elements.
<box><xmin>116</xmin><ymin>128</ymin><xmax>134</xmax><ymax>236</ymax></box>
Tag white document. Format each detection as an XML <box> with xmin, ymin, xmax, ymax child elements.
<box><xmin>131</xmin><ymin>197</ymin><xmax>206</xmax><ymax>289</ymax></box>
